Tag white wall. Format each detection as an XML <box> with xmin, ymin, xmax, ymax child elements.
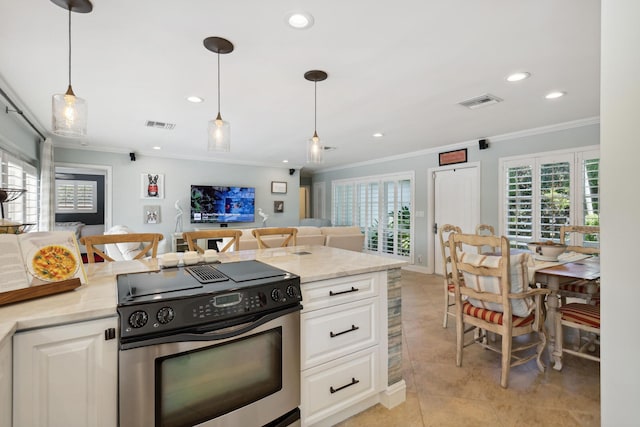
<box><xmin>313</xmin><ymin>122</ymin><xmax>599</xmax><ymax>270</ymax></box>
<box><xmin>600</xmin><ymin>0</ymin><xmax>640</xmax><ymax>424</ymax></box>
<box><xmin>53</xmin><ymin>147</ymin><xmax>301</xmax><ymax>242</ymax></box>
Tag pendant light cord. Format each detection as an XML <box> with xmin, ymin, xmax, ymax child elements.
<box><xmin>314</xmin><ymin>81</ymin><xmax>317</xmax><ymax>133</ymax></box>
<box><xmin>217</xmin><ymin>51</ymin><xmax>221</xmax><ymax>114</ymax></box>
<box><xmin>67</xmin><ymin>6</ymin><xmax>72</xmax><ymax>87</ymax></box>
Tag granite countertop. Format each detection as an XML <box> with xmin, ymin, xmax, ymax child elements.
<box><xmin>0</xmin><ymin>245</ymin><xmax>406</xmax><ymax>344</ymax></box>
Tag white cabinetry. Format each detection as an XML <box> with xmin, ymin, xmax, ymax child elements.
<box><xmin>13</xmin><ymin>316</ymin><xmax>118</xmax><ymax>427</ymax></box>
<box><xmin>0</xmin><ymin>338</ymin><xmax>11</xmax><ymax>427</ymax></box>
<box><xmin>300</xmin><ymin>271</ymin><xmax>387</xmax><ymax>426</ymax></box>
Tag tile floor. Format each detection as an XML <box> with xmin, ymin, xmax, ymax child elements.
<box><xmin>336</xmin><ymin>270</ymin><xmax>600</xmax><ymax>427</ymax></box>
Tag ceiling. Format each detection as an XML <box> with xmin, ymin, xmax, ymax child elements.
<box><xmin>0</xmin><ymin>0</ymin><xmax>601</xmax><ymax>175</ymax></box>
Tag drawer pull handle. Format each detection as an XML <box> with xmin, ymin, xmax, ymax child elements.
<box><xmin>330</xmin><ymin>377</ymin><xmax>360</xmax><ymax>394</ymax></box>
<box><xmin>329</xmin><ymin>286</ymin><xmax>359</xmax><ymax>296</ymax></box>
<box><xmin>330</xmin><ymin>324</ymin><xmax>359</xmax><ymax>338</ymax></box>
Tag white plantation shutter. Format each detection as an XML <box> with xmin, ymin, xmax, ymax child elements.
<box><xmin>505</xmin><ymin>163</ymin><xmax>533</xmax><ymax>247</ymax></box>
<box><xmin>55</xmin><ymin>180</ymin><xmax>97</xmax><ymax>213</ymax></box>
<box><xmin>332</xmin><ymin>172</ymin><xmax>413</xmax><ymax>260</ymax></box>
<box><xmin>0</xmin><ymin>150</ymin><xmax>37</xmax><ymax>225</ymax></box>
<box><xmin>501</xmin><ymin>147</ymin><xmax>599</xmax><ymax>248</ymax></box>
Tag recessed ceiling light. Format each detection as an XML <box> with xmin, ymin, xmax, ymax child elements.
<box><xmin>282</xmin><ymin>160</ymin><xmax>289</xmax><ymax>163</ymax></box>
<box><xmin>372</xmin><ymin>132</ymin><xmax>384</xmax><ymax>138</ymax></box>
<box><xmin>285</xmin><ymin>12</ymin><xmax>314</xmax><ymax>29</ymax></box>
<box><xmin>506</xmin><ymin>72</ymin><xmax>531</xmax><ymax>82</ymax></box>
<box><xmin>153</xmin><ymin>146</ymin><xmax>161</xmax><ymax>150</ymax></box>
<box><xmin>545</xmin><ymin>91</ymin><xmax>566</xmax><ymax>99</ymax></box>
<box><xmin>186</xmin><ymin>96</ymin><xmax>204</xmax><ymax>103</ymax></box>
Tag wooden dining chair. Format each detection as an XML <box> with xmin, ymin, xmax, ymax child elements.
<box><xmin>475</xmin><ymin>224</ymin><xmax>497</xmax><ymax>254</ymax></box>
<box><xmin>182</xmin><ymin>229</ymin><xmax>243</xmax><ymax>253</ymax></box>
<box><xmin>449</xmin><ymin>233</ymin><xmax>550</xmax><ymax>388</ymax></box>
<box><xmin>252</xmin><ymin>227</ymin><xmax>297</xmax><ymax>249</ymax></box>
<box><xmin>554</xmin><ymin>303</ymin><xmax>600</xmax><ymax>371</ymax></box>
<box><xmin>438</xmin><ymin>224</ymin><xmax>462</xmax><ymax>328</ymax></box>
<box><xmin>558</xmin><ymin>225</ymin><xmax>600</xmax><ymax>304</ymax></box>
<box><xmin>80</xmin><ymin>233</ymin><xmax>164</xmax><ymax>263</ymax></box>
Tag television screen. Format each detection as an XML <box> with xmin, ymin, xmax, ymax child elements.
<box><xmin>190</xmin><ymin>185</ymin><xmax>255</xmax><ymax>223</ymax></box>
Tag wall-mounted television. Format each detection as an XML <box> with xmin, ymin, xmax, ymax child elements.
<box><xmin>190</xmin><ymin>185</ymin><xmax>255</xmax><ymax>224</ymax></box>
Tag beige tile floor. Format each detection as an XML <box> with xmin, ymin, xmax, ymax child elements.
<box><xmin>336</xmin><ymin>270</ymin><xmax>600</xmax><ymax>427</ymax></box>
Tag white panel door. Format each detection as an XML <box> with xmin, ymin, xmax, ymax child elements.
<box><xmin>433</xmin><ymin>166</ymin><xmax>480</xmax><ymax>275</ymax></box>
<box><xmin>13</xmin><ymin>316</ymin><xmax>118</xmax><ymax>427</ymax></box>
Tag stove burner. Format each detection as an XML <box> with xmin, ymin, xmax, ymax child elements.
<box><xmin>186</xmin><ymin>265</ymin><xmax>230</xmax><ymax>284</ymax></box>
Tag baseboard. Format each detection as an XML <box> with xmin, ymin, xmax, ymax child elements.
<box><xmin>379</xmin><ymin>380</ymin><xmax>406</xmax><ymax>409</ymax></box>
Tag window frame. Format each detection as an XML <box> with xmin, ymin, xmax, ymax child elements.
<box><xmin>499</xmin><ymin>145</ymin><xmax>600</xmax><ymax>247</ymax></box>
<box><xmin>0</xmin><ymin>148</ymin><xmax>38</xmax><ymax>226</ymax></box>
<box><xmin>332</xmin><ymin>171</ymin><xmax>414</xmax><ymax>261</ymax></box>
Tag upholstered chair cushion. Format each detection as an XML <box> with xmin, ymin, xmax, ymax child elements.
<box><xmin>559</xmin><ymin>303</ymin><xmax>600</xmax><ymax>328</ymax></box>
<box><xmin>462</xmin><ymin>302</ymin><xmax>535</xmax><ymax>327</ymax></box>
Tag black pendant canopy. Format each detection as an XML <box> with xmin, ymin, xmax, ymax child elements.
<box><xmin>50</xmin><ymin>0</ymin><xmax>93</xmax><ymax>13</ymax></box>
<box><xmin>304</xmin><ymin>70</ymin><xmax>328</xmax><ymax>82</ymax></box>
<box><xmin>203</xmin><ymin>37</ymin><xmax>235</xmax><ymax>54</ymax></box>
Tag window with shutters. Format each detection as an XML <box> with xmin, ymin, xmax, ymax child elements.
<box><xmin>332</xmin><ymin>172</ymin><xmax>413</xmax><ymax>260</ymax></box>
<box><xmin>500</xmin><ymin>147</ymin><xmax>599</xmax><ymax>249</ymax></box>
<box><xmin>0</xmin><ymin>149</ymin><xmax>38</xmax><ymax>226</ymax></box>
<box><xmin>55</xmin><ymin>180</ymin><xmax>97</xmax><ymax>214</ymax></box>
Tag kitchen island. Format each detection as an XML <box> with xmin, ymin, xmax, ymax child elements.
<box><xmin>0</xmin><ymin>245</ymin><xmax>406</xmax><ymax>427</ymax></box>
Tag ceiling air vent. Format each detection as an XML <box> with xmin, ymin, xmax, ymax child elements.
<box><xmin>145</xmin><ymin>120</ymin><xmax>176</xmax><ymax>130</ymax></box>
<box><xmin>458</xmin><ymin>94</ymin><xmax>503</xmax><ymax>109</ymax></box>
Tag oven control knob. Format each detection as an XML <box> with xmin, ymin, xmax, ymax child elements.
<box><xmin>271</xmin><ymin>288</ymin><xmax>283</xmax><ymax>302</ymax></box>
<box><xmin>156</xmin><ymin>307</ymin><xmax>175</xmax><ymax>324</ymax></box>
<box><xmin>128</xmin><ymin>310</ymin><xmax>149</xmax><ymax>328</ymax></box>
<box><xmin>286</xmin><ymin>285</ymin><xmax>300</xmax><ymax>299</ymax></box>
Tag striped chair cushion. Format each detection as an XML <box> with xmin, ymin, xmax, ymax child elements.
<box><xmin>558</xmin><ymin>280</ymin><xmax>600</xmax><ymax>295</ymax></box>
<box><xmin>559</xmin><ymin>303</ymin><xmax>600</xmax><ymax>328</ymax></box>
<box><xmin>459</xmin><ymin>252</ymin><xmax>533</xmax><ymax>317</ymax></box>
<box><xmin>462</xmin><ymin>301</ymin><xmax>535</xmax><ymax>326</ymax></box>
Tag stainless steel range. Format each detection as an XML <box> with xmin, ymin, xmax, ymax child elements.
<box><xmin>116</xmin><ymin>260</ymin><xmax>302</xmax><ymax>427</ymax></box>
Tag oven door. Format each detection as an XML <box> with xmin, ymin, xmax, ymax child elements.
<box><xmin>119</xmin><ymin>307</ymin><xmax>300</xmax><ymax>427</ymax></box>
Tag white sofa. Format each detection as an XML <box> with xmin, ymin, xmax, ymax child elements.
<box><xmin>236</xmin><ymin>226</ymin><xmax>364</xmax><ymax>252</ymax></box>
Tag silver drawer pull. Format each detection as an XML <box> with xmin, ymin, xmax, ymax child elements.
<box><xmin>330</xmin><ymin>377</ymin><xmax>360</xmax><ymax>394</ymax></box>
<box><xmin>330</xmin><ymin>324</ymin><xmax>359</xmax><ymax>338</ymax></box>
<box><xmin>329</xmin><ymin>286</ymin><xmax>359</xmax><ymax>296</ymax></box>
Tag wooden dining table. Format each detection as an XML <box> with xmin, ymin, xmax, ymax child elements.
<box><xmin>533</xmin><ymin>256</ymin><xmax>600</xmax><ymax>370</ymax></box>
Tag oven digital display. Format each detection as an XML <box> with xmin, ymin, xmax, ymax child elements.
<box><xmin>214</xmin><ymin>293</ymin><xmax>242</xmax><ymax>307</ymax></box>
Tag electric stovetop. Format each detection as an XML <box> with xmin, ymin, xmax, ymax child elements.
<box><xmin>116</xmin><ymin>259</ymin><xmax>296</xmax><ymax>305</ymax></box>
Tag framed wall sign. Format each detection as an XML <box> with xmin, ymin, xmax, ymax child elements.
<box><xmin>271</xmin><ymin>181</ymin><xmax>287</xmax><ymax>194</ymax></box>
<box><xmin>438</xmin><ymin>148</ymin><xmax>468</xmax><ymax>166</ymax></box>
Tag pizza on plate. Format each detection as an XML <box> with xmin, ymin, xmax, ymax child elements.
<box><xmin>31</xmin><ymin>245</ymin><xmax>78</xmax><ymax>281</ymax></box>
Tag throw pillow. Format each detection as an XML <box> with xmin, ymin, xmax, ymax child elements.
<box><xmin>459</xmin><ymin>251</ymin><xmax>533</xmax><ymax>317</ymax></box>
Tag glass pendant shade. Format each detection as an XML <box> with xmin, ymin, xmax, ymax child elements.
<box><xmin>52</xmin><ymin>85</ymin><xmax>87</xmax><ymax>137</ymax></box>
<box><xmin>207</xmin><ymin>112</ymin><xmax>230</xmax><ymax>152</ymax></box>
<box><xmin>306</xmin><ymin>131</ymin><xmax>324</xmax><ymax>163</ymax></box>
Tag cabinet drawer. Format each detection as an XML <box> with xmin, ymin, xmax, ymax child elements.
<box><xmin>301</xmin><ymin>298</ymin><xmax>378</xmax><ymax>369</ymax></box>
<box><xmin>301</xmin><ymin>346</ymin><xmax>379</xmax><ymax>426</ymax></box>
<box><xmin>301</xmin><ymin>272</ymin><xmax>381</xmax><ymax>312</ymax></box>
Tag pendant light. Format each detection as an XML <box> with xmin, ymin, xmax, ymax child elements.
<box><xmin>204</xmin><ymin>37</ymin><xmax>234</xmax><ymax>152</ymax></box>
<box><xmin>304</xmin><ymin>70</ymin><xmax>328</xmax><ymax>163</ymax></box>
<box><xmin>51</xmin><ymin>0</ymin><xmax>92</xmax><ymax>138</ymax></box>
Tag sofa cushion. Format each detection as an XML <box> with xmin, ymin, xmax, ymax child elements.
<box><xmin>320</xmin><ymin>226</ymin><xmax>362</xmax><ymax>235</ymax></box>
<box><xmin>104</xmin><ymin>225</ymin><xmax>143</xmax><ymax>261</ymax></box>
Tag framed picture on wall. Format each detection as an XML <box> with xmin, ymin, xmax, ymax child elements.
<box><xmin>143</xmin><ymin>205</ymin><xmax>161</xmax><ymax>224</ymax></box>
<box><xmin>271</xmin><ymin>181</ymin><xmax>287</xmax><ymax>194</ymax></box>
<box><xmin>274</xmin><ymin>201</ymin><xmax>284</xmax><ymax>213</ymax></box>
<box><xmin>141</xmin><ymin>173</ymin><xmax>164</xmax><ymax>199</ymax></box>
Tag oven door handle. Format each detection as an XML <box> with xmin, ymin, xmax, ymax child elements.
<box><xmin>121</xmin><ymin>305</ymin><xmax>301</xmax><ymax>349</ymax></box>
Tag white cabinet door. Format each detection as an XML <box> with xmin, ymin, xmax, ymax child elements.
<box><xmin>13</xmin><ymin>316</ymin><xmax>118</xmax><ymax>427</ymax></box>
<box><xmin>0</xmin><ymin>338</ymin><xmax>11</xmax><ymax>427</ymax></box>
